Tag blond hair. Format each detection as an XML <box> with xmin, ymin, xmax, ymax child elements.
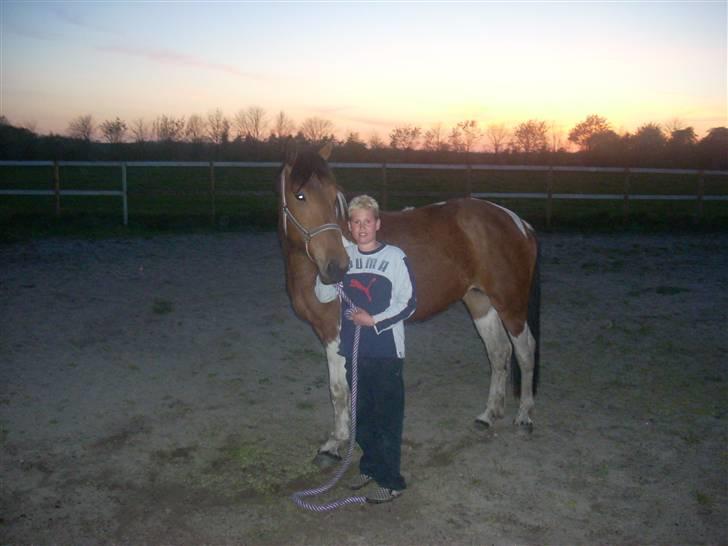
<box><xmin>348</xmin><ymin>194</ymin><xmax>380</xmax><ymax>218</ymax></box>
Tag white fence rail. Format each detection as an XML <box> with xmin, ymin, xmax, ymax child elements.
<box><xmin>1</xmin><ymin>160</ymin><xmax>726</xmax><ymax>227</ymax></box>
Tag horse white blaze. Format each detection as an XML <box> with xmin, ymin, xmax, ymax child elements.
<box><xmin>473</xmin><ymin>307</ymin><xmax>512</xmax><ymax>426</ymax></box>
<box><xmin>509</xmin><ymin>324</ymin><xmax>536</xmax><ymax>426</ymax></box>
<box><xmin>319</xmin><ymin>338</ymin><xmax>350</xmax><ymax>456</ymax></box>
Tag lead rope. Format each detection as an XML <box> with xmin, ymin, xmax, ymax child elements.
<box><xmin>290</xmin><ymin>283</ymin><xmax>367</xmax><ymax>511</ymax></box>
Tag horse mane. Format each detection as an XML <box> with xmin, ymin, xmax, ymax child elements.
<box><xmin>290</xmin><ymin>149</ymin><xmax>334</xmax><ymax>193</ymax></box>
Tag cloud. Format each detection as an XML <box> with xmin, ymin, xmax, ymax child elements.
<box><xmin>311</xmin><ymin>105</ymin><xmax>354</xmax><ymax>115</ymax></box>
<box><xmin>339</xmin><ymin>114</ymin><xmax>398</xmax><ymax>129</ymax></box>
<box><xmin>306</xmin><ymin>106</ymin><xmax>394</xmax><ymax>129</ymax></box>
<box><xmin>5</xmin><ymin>4</ymin><xmax>117</xmax><ymax>42</ymax></box>
<box><xmin>50</xmin><ymin>5</ymin><xmax>120</xmax><ymax>36</ymax></box>
<box><xmin>97</xmin><ymin>45</ymin><xmax>270</xmax><ymax>81</ymax></box>
<box><xmin>6</xmin><ymin>21</ymin><xmax>64</xmax><ymax>42</ymax></box>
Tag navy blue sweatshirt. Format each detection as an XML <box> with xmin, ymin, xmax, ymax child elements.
<box><xmin>315</xmin><ymin>242</ymin><xmax>417</xmax><ymax>359</ymax></box>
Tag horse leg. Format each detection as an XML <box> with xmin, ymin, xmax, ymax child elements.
<box><xmin>315</xmin><ymin>336</ymin><xmax>350</xmax><ymax>464</ymax></box>
<box><xmin>463</xmin><ymin>291</ymin><xmax>512</xmax><ymax>428</ymax></box>
<box><xmin>508</xmin><ymin>324</ymin><xmax>537</xmax><ymax>429</ymax></box>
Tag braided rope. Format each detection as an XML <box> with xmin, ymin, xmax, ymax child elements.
<box><xmin>290</xmin><ymin>283</ymin><xmax>368</xmax><ymax>511</ymax></box>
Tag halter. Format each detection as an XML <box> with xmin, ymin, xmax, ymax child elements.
<box><xmin>280</xmin><ymin>169</ymin><xmax>343</xmax><ymax>262</ymax></box>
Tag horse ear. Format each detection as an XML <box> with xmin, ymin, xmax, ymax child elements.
<box><xmin>318</xmin><ymin>141</ymin><xmax>333</xmax><ymax>160</ymax></box>
<box><xmin>284</xmin><ymin>137</ymin><xmax>297</xmax><ymax>166</ymax></box>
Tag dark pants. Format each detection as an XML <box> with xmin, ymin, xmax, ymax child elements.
<box><xmin>346</xmin><ymin>356</ymin><xmax>406</xmax><ymax>491</ymax></box>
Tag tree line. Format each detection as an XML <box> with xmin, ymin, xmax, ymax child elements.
<box><xmin>1</xmin><ymin>110</ymin><xmax>726</xmax><ymax>169</ymax></box>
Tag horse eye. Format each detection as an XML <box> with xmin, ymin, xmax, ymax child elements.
<box><xmin>295</xmin><ymin>192</ymin><xmax>305</xmax><ymax>201</ymax></box>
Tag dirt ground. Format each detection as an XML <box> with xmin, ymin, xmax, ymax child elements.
<box><xmin>1</xmin><ymin>231</ymin><xmax>726</xmax><ymax>545</ymax></box>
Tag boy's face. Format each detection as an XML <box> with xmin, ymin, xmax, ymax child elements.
<box><xmin>349</xmin><ymin>207</ymin><xmax>381</xmax><ymax>251</ymax></box>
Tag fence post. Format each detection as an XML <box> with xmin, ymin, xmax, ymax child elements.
<box><xmin>622</xmin><ymin>168</ymin><xmax>631</xmax><ymax>223</ymax></box>
<box><xmin>381</xmin><ymin>162</ymin><xmax>388</xmax><ymax>210</ymax></box>
<box><xmin>696</xmin><ymin>170</ymin><xmax>705</xmax><ymax>223</ymax></box>
<box><xmin>546</xmin><ymin>167</ymin><xmax>554</xmax><ymax>229</ymax></box>
<box><xmin>465</xmin><ymin>164</ymin><xmax>472</xmax><ymax>197</ymax></box>
<box><xmin>53</xmin><ymin>160</ymin><xmax>61</xmax><ymax>218</ymax></box>
<box><xmin>209</xmin><ymin>161</ymin><xmax>216</xmax><ymax>226</ymax></box>
<box><xmin>121</xmin><ymin>162</ymin><xmax>129</xmax><ymax>226</ymax></box>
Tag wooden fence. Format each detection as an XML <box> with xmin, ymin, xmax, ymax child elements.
<box><xmin>1</xmin><ymin>160</ymin><xmax>726</xmax><ymax>227</ymax></box>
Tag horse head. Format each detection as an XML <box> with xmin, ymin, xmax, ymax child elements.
<box><xmin>278</xmin><ymin>141</ymin><xmax>349</xmax><ymax>284</ymax></box>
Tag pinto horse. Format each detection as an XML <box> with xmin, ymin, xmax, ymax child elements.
<box><xmin>277</xmin><ymin>143</ymin><xmax>540</xmax><ymax>464</ymax></box>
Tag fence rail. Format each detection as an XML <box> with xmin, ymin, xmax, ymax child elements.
<box><xmin>1</xmin><ymin>160</ymin><xmax>726</xmax><ymax>227</ymax></box>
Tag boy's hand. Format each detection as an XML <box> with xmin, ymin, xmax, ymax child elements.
<box><xmin>346</xmin><ymin>308</ymin><xmax>376</xmax><ymax>327</ymax></box>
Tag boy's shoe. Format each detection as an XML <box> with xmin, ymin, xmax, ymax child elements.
<box><xmin>349</xmin><ymin>473</ymin><xmax>373</xmax><ymax>490</ymax></box>
<box><xmin>366</xmin><ymin>486</ymin><xmax>402</xmax><ymax>504</ymax></box>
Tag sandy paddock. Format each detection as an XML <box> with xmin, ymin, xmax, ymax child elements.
<box><xmin>1</xmin><ymin>231</ymin><xmax>726</xmax><ymax>545</ymax></box>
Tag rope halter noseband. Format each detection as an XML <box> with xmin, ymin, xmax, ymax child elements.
<box><xmin>280</xmin><ymin>169</ymin><xmax>343</xmax><ymax>262</ymax></box>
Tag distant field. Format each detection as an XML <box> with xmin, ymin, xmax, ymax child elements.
<box><xmin>1</xmin><ymin>163</ymin><xmax>727</xmax><ymax>239</ymax></box>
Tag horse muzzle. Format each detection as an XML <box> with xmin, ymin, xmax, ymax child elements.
<box><xmin>319</xmin><ymin>258</ymin><xmax>348</xmax><ymax>285</ymax></box>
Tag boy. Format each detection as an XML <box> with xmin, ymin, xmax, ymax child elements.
<box><xmin>315</xmin><ymin>195</ymin><xmax>416</xmax><ymax>504</ymax></box>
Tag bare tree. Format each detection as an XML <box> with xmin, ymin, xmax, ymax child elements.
<box><xmin>568</xmin><ymin>114</ymin><xmax>611</xmax><ymax>151</ymax></box>
<box><xmin>448</xmin><ymin>125</ymin><xmax>464</xmax><ymax>152</ymax></box>
<box><xmin>272</xmin><ymin>111</ymin><xmax>296</xmax><ymax>139</ymax></box>
<box><xmin>233</xmin><ymin>106</ymin><xmax>268</xmax><ymax>141</ymax></box>
<box><xmin>513</xmin><ymin>119</ymin><xmax>549</xmax><ymax>153</ymax></box>
<box><xmin>185</xmin><ymin>114</ymin><xmax>207</xmax><ymax>143</ymax></box>
<box><xmin>368</xmin><ymin>133</ymin><xmax>385</xmax><ymax>150</ymax></box>
<box><xmin>486</xmin><ymin>123</ymin><xmax>510</xmax><ymax>154</ymax></box>
<box><xmin>664</xmin><ymin>117</ymin><xmax>686</xmax><ymax>135</ymax></box>
<box><xmin>207</xmin><ymin>109</ymin><xmax>230</xmax><ymax>145</ymax></box>
<box><xmin>423</xmin><ymin>123</ymin><xmax>449</xmax><ymax>152</ymax></box>
<box><xmin>547</xmin><ymin>122</ymin><xmax>567</xmax><ymax>152</ymax></box>
<box><xmin>300</xmin><ymin>117</ymin><xmax>334</xmax><ymax>143</ymax></box>
<box><xmin>153</xmin><ymin>115</ymin><xmax>186</xmax><ymax>142</ymax></box>
<box><xmin>67</xmin><ymin>114</ymin><xmax>95</xmax><ymax>141</ymax></box>
<box><xmin>389</xmin><ymin>125</ymin><xmax>421</xmax><ymax>150</ymax></box>
<box><xmin>130</xmin><ymin>118</ymin><xmax>149</xmax><ymax>143</ymax></box>
<box><xmin>457</xmin><ymin>120</ymin><xmax>481</xmax><ymax>154</ymax></box>
<box><xmin>99</xmin><ymin>117</ymin><xmax>127</xmax><ymax>144</ymax></box>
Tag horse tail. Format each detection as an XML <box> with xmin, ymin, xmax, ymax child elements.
<box><xmin>512</xmin><ymin>241</ymin><xmax>541</xmax><ymax>397</ymax></box>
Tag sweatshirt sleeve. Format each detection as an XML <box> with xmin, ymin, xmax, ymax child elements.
<box><xmin>314</xmin><ymin>275</ymin><xmax>338</xmax><ymax>303</ymax></box>
<box><xmin>372</xmin><ymin>255</ymin><xmax>416</xmax><ymax>334</ymax></box>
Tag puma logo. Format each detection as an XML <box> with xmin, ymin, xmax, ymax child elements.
<box><xmin>350</xmin><ymin>277</ymin><xmax>377</xmax><ymax>303</ymax></box>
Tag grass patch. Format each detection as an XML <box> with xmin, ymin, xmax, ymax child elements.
<box><xmin>211</xmin><ymin>440</ymin><xmax>318</xmax><ymax>495</ymax></box>
<box><xmin>152</xmin><ymin>298</ymin><xmax>174</xmax><ymax>314</ymax></box>
<box><xmin>296</xmin><ymin>400</ymin><xmax>316</xmax><ymax>411</ymax></box>
<box><xmin>695</xmin><ymin>491</ymin><xmax>713</xmax><ymax>508</ymax></box>
<box><xmin>655</xmin><ymin>286</ymin><xmax>690</xmax><ymax>295</ymax></box>
<box><xmin>284</xmin><ymin>348</ymin><xmax>322</xmax><ymax>365</ymax></box>
<box><xmin>681</xmin><ymin>431</ymin><xmax>702</xmax><ymax>446</ymax></box>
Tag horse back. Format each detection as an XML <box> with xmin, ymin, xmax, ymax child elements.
<box><xmin>379</xmin><ymin>198</ymin><xmax>537</xmax><ymax>326</ymax></box>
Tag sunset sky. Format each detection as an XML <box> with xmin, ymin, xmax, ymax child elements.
<box><xmin>1</xmin><ymin>1</ymin><xmax>726</xmax><ymax>146</ymax></box>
